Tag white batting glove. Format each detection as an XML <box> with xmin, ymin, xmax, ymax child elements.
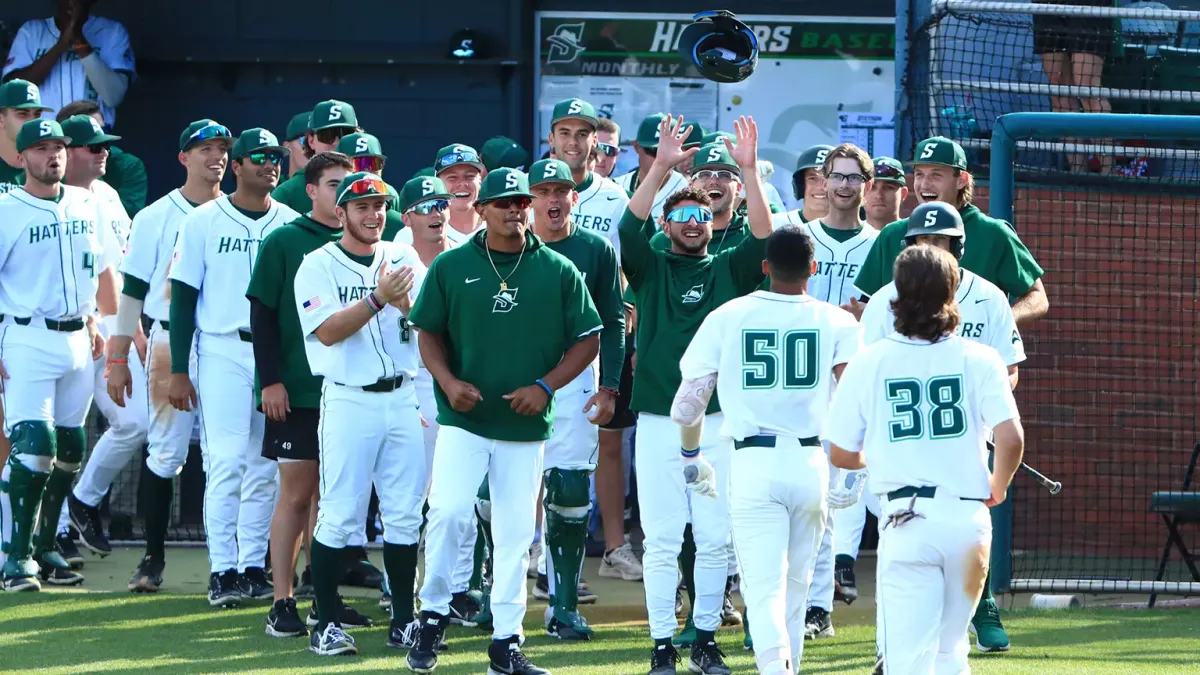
<box><xmin>827</xmin><ymin>469</ymin><xmax>867</xmax><ymax>510</ymax></box>
<box><xmin>682</xmin><ymin>452</ymin><xmax>718</xmax><ymax>499</ymax></box>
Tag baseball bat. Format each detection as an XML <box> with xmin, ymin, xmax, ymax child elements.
<box><xmin>987</xmin><ymin>440</ymin><xmax>1062</xmax><ymax>495</ymax></box>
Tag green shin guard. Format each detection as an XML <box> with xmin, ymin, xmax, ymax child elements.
<box><xmin>1</xmin><ymin>460</ymin><xmax>49</xmax><ymax>579</ymax></box>
<box><xmin>34</xmin><ymin>428</ymin><xmax>85</xmax><ymax>559</ymax></box>
<box><xmin>543</xmin><ymin>468</ymin><xmax>592</xmax><ymax>612</ymax></box>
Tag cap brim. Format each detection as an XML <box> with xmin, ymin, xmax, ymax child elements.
<box><xmin>480</xmin><ymin>190</ymin><xmax>534</xmax><ymax>202</ymax></box>
<box><xmin>405</xmin><ymin>192</ymin><xmax>453</xmax><ymax>210</ymax></box>
<box><xmin>340</xmin><ymin>192</ymin><xmax>396</xmax><ymax>206</ymax></box>
<box><xmin>310</xmin><ymin>122</ymin><xmax>358</xmax><ymax>132</ymax></box>
<box><xmin>905</xmin><ymin>159</ymin><xmax>964</xmax><ymax>170</ymax></box>
<box><xmin>529</xmin><ymin>178</ymin><xmax>575</xmax><ymax>189</ymax></box>
<box><xmin>20</xmin><ymin>134</ymin><xmax>71</xmax><ymax>151</ymax></box>
<box><xmin>552</xmin><ymin>114</ymin><xmax>598</xmax><ymax>129</ymax></box>
<box><xmin>875</xmin><ymin>176</ymin><xmax>907</xmax><ymax>185</ymax></box>
<box><xmin>238</xmin><ymin>144</ymin><xmax>289</xmax><ymax>158</ymax></box>
<box><xmin>73</xmin><ymin>132</ymin><xmax>122</xmax><ymax>146</ymax></box>
<box><xmin>6</xmin><ymin>103</ymin><xmax>54</xmax><ymax>112</ymax></box>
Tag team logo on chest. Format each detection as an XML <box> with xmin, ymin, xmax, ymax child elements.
<box><xmin>492</xmin><ymin>287</ymin><xmax>520</xmax><ymax>313</ymax></box>
<box><xmin>682</xmin><ymin>284</ymin><xmax>705</xmax><ymax>304</ymax></box>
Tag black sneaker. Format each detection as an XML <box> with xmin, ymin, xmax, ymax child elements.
<box><xmin>487</xmin><ymin>635</ymin><xmax>549</xmax><ymax>675</ymax></box>
<box><xmin>39</xmin><ymin>562</ymin><xmax>85</xmax><ymax>586</ymax></box>
<box><xmin>649</xmin><ymin>643</ymin><xmax>680</xmax><ymax>674</ymax></box>
<box><xmin>307</xmin><ymin>597</ymin><xmax>374</xmax><ymax>629</ymax></box>
<box><xmin>266</xmin><ymin>597</ymin><xmax>307</xmax><ymax>638</ymax></box>
<box><xmin>341</xmin><ymin>558</ymin><xmax>384</xmax><ymax>589</ymax></box>
<box><xmin>208</xmin><ymin>569</ymin><xmax>243</xmax><ymax>608</ymax></box>
<box><xmin>803</xmin><ymin>606</ymin><xmax>834</xmax><ymax>639</ymax></box>
<box><xmin>67</xmin><ymin>493</ymin><xmax>112</xmax><ymax>557</ymax></box>
<box><xmin>720</xmin><ymin>578</ymin><xmax>743</xmax><ymax>627</ymax></box>
<box><xmin>406</xmin><ymin>611</ymin><xmax>448</xmax><ymax>673</ymax></box>
<box><xmin>309</xmin><ymin>622</ymin><xmax>358</xmax><ymax>656</ymax></box>
<box><xmin>57</xmin><ymin>533</ymin><xmax>85</xmax><ymax>569</ymax></box>
<box><xmin>834</xmin><ymin>557</ymin><xmax>858</xmax><ymax>605</ymax></box>
<box><xmin>238</xmin><ymin>566</ymin><xmax>274</xmax><ymax>601</ymax></box>
<box><xmin>295</xmin><ymin>565</ymin><xmax>314</xmax><ymax>599</ymax></box>
<box><xmin>689</xmin><ymin>640</ymin><xmax>731</xmax><ymax>675</ymax></box>
<box><xmin>129</xmin><ymin>556</ymin><xmax>165</xmax><ymax>593</ymax></box>
<box><xmin>449</xmin><ymin>591</ymin><xmax>479</xmax><ymax>627</ymax></box>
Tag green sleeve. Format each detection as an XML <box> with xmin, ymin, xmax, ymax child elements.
<box><xmin>648</xmin><ymin>231</ymin><xmax>670</xmax><ymax>251</ymax></box>
<box><xmin>105</xmin><ymin>147</ymin><xmax>148</xmax><ymax>217</ymax></box>
<box><xmin>991</xmin><ymin>225</ymin><xmax>1044</xmax><ymax>298</ymax></box>
<box><xmin>594</xmin><ymin>243</ymin><xmax>626</xmax><ymax>389</ymax></box>
<box><xmin>245</xmin><ymin>233</ymin><xmax>286</xmax><ymax>309</ymax></box>
<box><xmin>122</xmin><ymin>274</ymin><xmax>149</xmax><ymax>300</ymax></box>
<box><xmin>725</xmin><ymin>232</ymin><xmax>769</xmax><ymax>294</ymax></box>
<box><xmin>168</xmin><ymin>281</ymin><xmax>200</xmax><ymax>374</ymax></box>
<box><xmin>560</xmin><ymin>261</ymin><xmax>603</xmax><ymax>343</ymax></box>
<box><xmin>616</xmin><ymin>208</ymin><xmax>659</xmax><ymax>290</ymax></box>
<box><xmin>407</xmin><ymin>256</ymin><xmax>448</xmax><ymax>334</ymax></box>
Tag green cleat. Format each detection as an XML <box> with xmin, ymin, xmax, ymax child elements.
<box><xmin>970</xmin><ymin>597</ymin><xmax>1011</xmax><ymax>652</ymax></box>
<box><xmin>672</xmin><ymin>613</ymin><xmax>697</xmax><ymax>648</ymax></box>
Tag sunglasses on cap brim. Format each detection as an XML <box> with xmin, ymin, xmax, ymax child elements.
<box><xmin>189</xmin><ymin>123</ymin><xmax>232</xmax><ymax>144</ymax></box>
<box><xmin>439</xmin><ymin>150</ymin><xmax>481</xmax><ymax>168</ymax></box>
<box><xmin>406</xmin><ymin>199</ymin><xmax>449</xmax><ymax>215</ymax></box>
<box><xmin>665</xmin><ymin>205</ymin><xmax>713</xmax><ymax>224</ymax></box>
<box><xmin>339</xmin><ymin>177</ymin><xmax>389</xmax><ymax>204</ymax></box>
<box><xmin>874</xmin><ymin>163</ymin><xmax>905</xmax><ymax>181</ymax></box>
<box><xmin>487</xmin><ymin>196</ymin><xmax>532</xmax><ymax>210</ymax></box>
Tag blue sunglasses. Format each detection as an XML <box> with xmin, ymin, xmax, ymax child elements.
<box><xmin>665</xmin><ymin>205</ymin><xmax>713</xmax><ymax>224</ymax></box>
<box><xmin>407</xmin><ymin>199</ymin><xmax>449</xmax><ymax>215</ymax></box>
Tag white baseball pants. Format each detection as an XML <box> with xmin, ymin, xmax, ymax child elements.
<box><xmin>635</xmin><ymin>412</ymin><xmax>730</xmax><ymax>639</ymax></box>
<box><xmin>195</xmin><ymin>331</ymin><xmax>276</xmax><ymax>573</ymax></box>
<box><xmin>833</xmin><ymin>488</ymin><xmax>881</xmax><ymax>560</ymax></box>
<box><xmin>420</xmin><ymin>425</ymin><xmax>544</xmax><ymax>640</ymax></box>
<box><xmin>144</xmin><ymin>322</ymin><xmax>198</xmax><ymax>479</ymax></box>
<box><xmin>809</xmin><ymin>445</ymin><xmax>840</xmax><ymax>612</ymax></box>
<box><xmin>729</xmin><ymin>438</ymin><xmax>827</xmax><ymax>675</ymax></box>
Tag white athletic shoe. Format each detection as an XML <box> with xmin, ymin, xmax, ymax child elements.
<box><xmin>527</xmin><ymin>542</ymin><xmax>542</xmax><ymax>579</ymax></box>
<box><xmin>598</xmin><ymin>543</ymin><xmax>643</xmax><ymax>581</ymax></box>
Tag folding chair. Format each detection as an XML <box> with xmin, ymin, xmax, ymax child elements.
<box><xmin>1148</xmin><ymin>442</ymin><xmax>1200</xmax><ymax>608</ymax></box>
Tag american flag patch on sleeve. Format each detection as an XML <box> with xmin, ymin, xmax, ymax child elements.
<box><xmin>303</xmin><ymin>296</ymin><xmax>322</xmax><ymax>312</ymax></box>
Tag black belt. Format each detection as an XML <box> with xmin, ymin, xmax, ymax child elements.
<box><xmin>336</xmin><ymin>375</ymin><xmax>406</xmax><ymax>393</ymax></box>
<box><xmin>887</xmin><ymin>485</ymin><xmax>986</xmax><ymax>503</ymax></box>
<box><xmin>734</xmin><ymin>434</ymin><xmax>821</xmax><ymax>450</ymax></box>
<box><xmin>1</xmin><ymin>314</ymin><xmax>86</xmax><ymax>332</ymax></box>
<box><xmin>238</xmin><ymin>329</ymin><xmax>252</xmax><ymax>343</ymax></box>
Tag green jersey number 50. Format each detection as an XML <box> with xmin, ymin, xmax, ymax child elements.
<box><xmin>741</xmin><ymin>329</ymin><xmax>819</xmax><ymax>390</ymax></box>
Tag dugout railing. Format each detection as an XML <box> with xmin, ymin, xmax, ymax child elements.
<box><xmin>988</xmin><ymin>111</ymin><xmax>1200</xmax><ymax>598</ymax></box>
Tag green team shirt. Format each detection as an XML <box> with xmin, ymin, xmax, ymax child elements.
<box><xmin>853</xmin><ymin>204</ymin><xmax>1044</xmax><ymax>298</ymax></box>
<box><xmin>648</xmin><ymin>213</ymin><xmax>750</xmax><ymax>255</ymax></box>
<box><xmin>272</xmin><ymin>173</ymin><xmax>406</xmax><ymax>240</ymax></box>
<box><xmin>245</xmin><ymin>215</ymin><xmax>344</xmax><ymax>408</ymax></box>
<box><xmin>100</xmin><ymin>146</ymin><xmax>148</xmax><ymax>217</ymax></box>
<box><xmin>0</xmin><ymin>159</ymin><xmax>24</xmax><ymax>196</ymax></box>
<box><xmin>409</xmin><ymin>229</ymin><xmax>603</xmax><ymax>442</ymax></box>
<box><xmin>618</xmin><ymin>209</ymin><xmax>767</xmax><ymax>416</ymax></box>
<box><xmin>543</xmin><ymin>224</ymin><xmax>625</xmax><ymax>390</ymax></box>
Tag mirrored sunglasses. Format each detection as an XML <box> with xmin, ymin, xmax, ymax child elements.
<box><xmin>874</xmin><ymin>162</ymin><xmax>904</xmax><ymax>181</ymax></box>
<box><xmin>248</xmin><ymin>152</ymin><xmax>282</xmax><ymax>166</ymax></box>
<box><xmin>439</xmin><ymin>150</ymin><xmax>481</xmax><ymax>168</ymax></box>
<box><xmin>665</xmin><ymin>205</ymin><xmax>713</xmax><ymax>224</ymax></box>
<box><xmin>407</xmin><ymin>199</ymin><xmax>449</xmax><ymax>215</ymax></box>
<box><xmin>353</xmin><ymin>155</ymin><xmax>385</xmax><ymax>173</ymax></box>
<box><xmin>189</xmin><ymin>123</ymin><xmax>232</xmax><ymax>143</ymax></box>
<box><xmin>597</xmin><ymin>142</ymin><xmax>619</xmax><ymax>157</ymax></box>
<box><xmin>489</xmin><ymin>196</ymin><xmax>532</xmax><ymax>210</ymax></box>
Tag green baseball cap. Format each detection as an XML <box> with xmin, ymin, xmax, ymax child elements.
<box><xmin>873</xmin><ymin>156</ymin><xmax>907</xmax><ymax>184</ymax></box>
<box><xmin>337</xmin><ymin>132</ymin><xmax>384</xmax><ymax>158</ymax></box>
<box><xmin>477</xmin><ymin>168</ymin><xmax>533</xmax><ymax>203</ymax></box>
<box><xmin>61</xmin><ymin>115</ymin><xmax>121</xmax><ymax>147</ymax></box>
<box><xmin>398</xmin><ymin>175</ymin><xmax>452</xmax><ymax>212</ymax></box>
<box><xmin>683</xmin><ymin>123</ymin><xmax>707</xmax><ymax>149</ymax></box>
<box><xmin>310</xmin><ymin>100</ymin><xmax>359</xmax><ymax>132</ymax></box>
<box><xmin>412</xmin><ymin>166</ymin><xmax>436</xmax><ymax>179</ymax></box>
<box><xmin>635</xmin><ymin>113</ymin><xmax>666</xmax><ymax>149</ymax></box>
<box><xmin>335</xmin><ymin>171</ymin><xmax>394</xmax><ymax>207</ymax></box>
<box><xmin>481</xmin><ymin>136</ymin><xmax>531</xmax><ymax>172</ymax></box>
<box><xmin>179</xmin><ymin>119</ymin><xmax>234</xmax><ymax>152</ymax></box>
<box><xmin>0</xmin><ymin>79</ymin><xmax>53</xmax><ymax>111</ymax></box>
<box><xmin>550</xmin><ymin>98</ymin><xmax>598</xmax><ymax>129</ymax></box>
<box><xmin>690</xmin><ymin>142</ymin><xmax>740</xmax><ymax>175</ymax></box>
<box><xmin>16</xmin><ymin>119</ymin><xmax>71</xmax><ymax>153</ymax></box>
<box><xmin>911</xmin><ymin>136</ymin><xmax>968</xmax><ymax>170</ymax></box>
<box><xmin>702</xmin><ymin>131</ymin><xmax>735</xmax><ymax>147</ymax></box>
<box><xmin>528</xmin><ymin>159</ymin><xmax>575</xmax><ymax>188</ymax></box>
<box><xmin>230</xmin><ymin>128</ymin><xmax>288</xmax><ymax>160</ymax></box>
<box><xmin>285</xmin><ymin>112</ymin><xmax>311</xmax><ymax>141</ymax></box>
<box><xmin>434</xmin><ymin>143</ymin><xmax>485</xmax><ymax>175</ymax></box>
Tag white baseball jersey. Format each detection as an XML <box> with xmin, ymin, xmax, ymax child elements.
<box><xmin>772</xmin><ymin>209</ymin><xmax>810</xmax><ymax>227</ymax></box>
<box><xmin>614</xmin><ymin>168</ymin><xmax>688</xmax><ymax>221</ymax></box>
<box><xmin>2</xmin><ymin>16</ymin><xmax>136</xmax><ymax>126</ymax></box>
<box><xmin>295</xmin><ymin>241</ymin><xmax>426</xmax><ymax>386</ymax></box>
<box><xmin>121</xmin><ymin>190</ymin><xmax>206</xmax><ymax>322</ymax></box>
<box><xmin>825</xmin><ymin>334</ymin><xmax>1020</xmax><ymax>499</ymax></box>
<box><xmin>784</xmin><ymin>218</ymin><xmax>877</xmax><ymax>306</ymax></box>
<box><xmin>0</xmin><ymin>185</ymin><xmax>122</xmax><ymax>319</ymax></box>
<box><xmin>572</xmin><ymin>172</ymin><xmax>629</xmax><ymax>259</ymax></box>
<box><xmin>168</xmin><ymin>196</ymin><xmax>299</xmax><ymax>334</ymax></box>
<box><xmin>679</xmin><ymin>291</ymin><xmax>862</xmax><ymax>442</ymax></box>
<box><xmin>89</xmin><ymin>179</ymin><xmax>131</xmax><ymax>253</ymax></box>
<box><xmin>860</xmin><ymin>269</ymin><xmax>1026</xmax><ymax>366</ymax></box>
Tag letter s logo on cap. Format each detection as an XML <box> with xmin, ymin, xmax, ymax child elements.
<box><xmin>568</xmin><ymin>100</ymin><xmax>583</xmax><ymax>114</ymax></box>
<box><xmin>816</xmin><ymin>149</ymin><xmax>829</xmax><ymax>164</ymax></box>
<box><xmin>421</xmin><ymin>179</ymin><xmax>434</xmax><ymax>196</ymax></box>
<box><xmin>920</xmin><ymin>142</ymin><xmax>937</xmax><ymax>160</ymax></box>
<box><xmin>707</xmin><ymin>146</ymin><xmax>722</xmax><ymax>163</ymax></box>
<box><xmin>39</xmin><ymin>120</ymin><xmax>53</xmax><ymax>136</ymax></box>
<box><xmin>328</xmin><ymin>104</ymin><xmax>343</xmax><ymax>121</ymax></box>
<box><xmin>25</xmin><ymin>84</ymin><xmax>37</xmax><ymax>101</ymax></box>
<box><xmin>543</xmin><ymin>163</ymin><xmax>558</xmax><ymax>179</ymax></box>
<box><xmin>259</xmin><ymin>130</ymin><xmax>274</xmax><ymax>146</ymax></box>
<box><xmin>504</xmin><ymin>172</ymin><xmax>520</xmax><ymax>190</ymax></box>
<box><xmin>355</xmin><ymin>137</ymin><xmax>370</xmax><ymax>154</ymax></box>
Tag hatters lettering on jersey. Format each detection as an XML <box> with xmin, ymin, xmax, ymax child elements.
<box><xmin>814</xmin><ymin>260</ymin><xmax>860</xmax><ymax>284</ymax></box>
<box><xmin>216</xmin><ymin>236</ymin><xmax>263</xmax><ymax>253</ymax></box>
<box><xmin>29</xmin><ymin>218</ymin><xmax>96</xmax><ymax>243</ymax></box>
<box><xmin>338</xmin><ymin>285</ymin><xmax>375</xmax><ymax>303</ymax></box>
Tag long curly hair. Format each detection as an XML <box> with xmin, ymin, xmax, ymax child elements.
<box><xmin>891</xmin><ymin>245</ymin><xmax>961</xmax><ymax>342</ymax></box>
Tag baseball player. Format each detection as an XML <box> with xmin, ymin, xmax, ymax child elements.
<box><xmin>431</xmin><ymin>143</ymin><xmax>487</xmax><ymax>247</ymax></box>
<box><xmin>272</xmin><ymin>100</ymin><xmax>361</xmax><ymax>213</ymax></box>
<box><xmin>852</xmin><ymin>136</ymin><xmax>1048</xmax><ymax>651</ymax></box>
<box><xmin>0</xmin><ymin>80</ymin><xmax>53</xmax><ymax>195</ymax></box>
<box><xmin>774</xmin><ymin>144</ymin><xmax>832</xmax><ymax>226</ymax></box>
<box><xmin>405</xmin><ymin>168</ymin><xmax>602</xmax><ymax>675</ymax></box>
<box><xmin>594</xmin><ymin>118</ymin><xmax>620</xmax><ymax>178</ymax></box>
<box><xmin>650</xmin><ymin>142</ymin><xmax>747</xmax><ymax>256</ymax></box>
<box><xmin>247</xmin><ymin>151</ymin><xmax>359</xmax><ymax>638</ymax></box>
<box><xmin>101</xmin><ymin>119</ymin><xmax>233</xmax><ymax>593</ymax></box>
<box><xmin>54</xmin><ymin>99</ymin><xmax>147</xmax><ymax>217</ymax></box>
<box><xmin>827</xmin><ymin>244</ymin><xmax>1026</xmax><ymax>675</ymax></box>
<box><xmin>864</xmin><ymin>157</ymin><xmax>908</xmax><ymax>231</ymax></box>
<box><xmin>614</xmin><ymin>113</ymin><xmax>690</xmax><ymax>221</ymax></box>
<box><xmin>167</xmin><ymin>127</ymin><xmax>299</xmax><ymax>606</ymax></box>
<box><xmin>546</xmin><ymin>98</ymin><xmax>629</xmax><ymax>257</ymax></box>
<box><xmin>0</xmin><ymin>118</ymin><xmax>121</xmax><ymax>592</ymax></box>
<box><xmin>334</xmin><ymin>132</ymin><xmax>407</xmax><ymax>241</ymax></box>
<box><xmin>671</xmin><ymin>225</ymin><xmax>861</xmax><ymax>675</ymax></box>
<box><xmin>282</xmin><ymin>112</ymin><xmax>311</xmax><ymax>179</ymax></box>
<box><xmin>526</xmin><ymin>158</ymin><xmax>625</xmax><ymax>640</ymax></box>
<box><xmin>620</xmin><ymin>115</ymin><xmax>771</xmax><ymax>675</ymax></box>
<box><xmin>293</xmin><ymin>172</ymin><xmax>427</xmax><ymax>656</ymax></box>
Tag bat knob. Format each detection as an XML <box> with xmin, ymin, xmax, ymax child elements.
<box><xmin>683</xmin><ymin>465</ymin><xmax>699</xmax><ymax>483</ymax></box>
<box><xmin>1050</xmin><ymin>482</ymin><xmax>1062</xmax><ymax>495</ymax></box>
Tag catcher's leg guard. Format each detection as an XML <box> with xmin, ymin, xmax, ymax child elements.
<box><xmin>544</xmin><ymin>468</ymin><xmax>592</xmax><ymax>615</ymax></box>
<box><xmin>2</xmin><ymin>422</ymin><xmax>55</xmax><ymax>580</ymax></box>
<box><xmin>34</xmin><ymin>427</ymin><xmax>85</xmax><ymax>565</ymax></box>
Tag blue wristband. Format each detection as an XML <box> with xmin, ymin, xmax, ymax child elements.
<box><xmin>680</xmin><ymin>446</ymin><xmax>700</xmax><ymax>458</ymax></box>
<box><xmin>535</xmin><ymin>379</ymin><xmax>554</xmax><ymax>398</ymax></box>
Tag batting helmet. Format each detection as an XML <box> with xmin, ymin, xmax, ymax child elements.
<box><xmin>905</xmin><ymin>201</ymin><xmax>966</xmax><ymax>259</ymax></box>
<box><xmin>791</xmin><ymin>144</ymin><xmax>833</xmax><ymax>201</ymax></box>
<box><xmin>678</xmin><ymin>10</ymin><xmax>759</xmax><ymax>84</ymax></box>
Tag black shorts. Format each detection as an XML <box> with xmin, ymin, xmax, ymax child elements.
<box><xmin>599</xmin><ymin>350</ymin><xmax>637</xmax><ymax>431</ymax></box>
<box><xmin>1031</xmin><ymin>2</ymin><xmax>1113</xmax><ymax>58</ymax></box>
<box><xmin>262</xmin><ymin>407</ymin><xmax>320</xmax><ymax>461</ymax></box>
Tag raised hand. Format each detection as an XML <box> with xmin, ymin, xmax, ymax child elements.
<box><xmin>652</xmin><ymin>114</ymin><xmax>699</xmax><ymax>171</ymax></box>
<box><xmin>726</xmin><ymin>116</ymin><xmax>759</xmax><ymax>170</ymax></box>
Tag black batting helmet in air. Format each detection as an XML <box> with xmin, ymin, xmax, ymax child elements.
<box><xmin>905</xmin><ymin>201</ymin><xmax>965</xmax><ymax>259</ymax></box>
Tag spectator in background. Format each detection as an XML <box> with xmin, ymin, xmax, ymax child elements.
<box><xmin>282</xmin><ymin>112</ymin><xmax>311</xmax><ymax>180</ymax></box>
<box><xmin>2</xmin><ymin>0</ymin><xmax>136</xmax><ymax>128</ymax></box>
<box><xmin>57</xmin><ymin>99</ymin><xmax>146</xmax><ymax>215</ymax></box>
<box><xmin>864</xmin><ymin>156</ymin><xmax>908</xmax><ymax>230</ymax></box>
<box><xmin>1032</xmin><ymin>0</ymin><xmax>1114</xmax><ymax>173</ymax></box>
<box><xmin>594</xmin><ymin>118</ymin><xmax>620</xmax><ymax>178</ymax></box>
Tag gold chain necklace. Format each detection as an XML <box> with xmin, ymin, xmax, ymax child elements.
<box><xmin>485</xmin><ymin>234</ymin><xmax>525</xmax><ymax>292</ymax></box>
